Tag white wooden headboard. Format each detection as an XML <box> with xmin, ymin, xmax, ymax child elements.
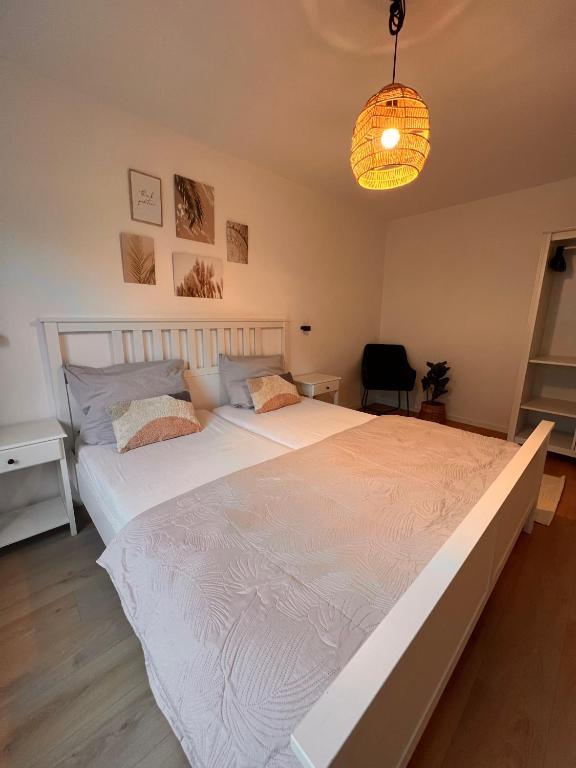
<box><xmin>38</xmin><ymin>317</ymin><xmax>289</xmax><ymax>438</ymax></box>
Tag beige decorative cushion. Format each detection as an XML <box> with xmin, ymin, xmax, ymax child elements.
<box><xmin>246</xmin><ymin>374</ymin><xmax>300</xmax><ymax>414</ymax></box>
<box><xmin>106</xmin><ymin>395</ymin><xmax>202</xmax><ymax>453</ymax></box>
<box><xmin>219</xmin><ymin>354</ymin><xmax>285</xmax><ymax>408</ymax></box>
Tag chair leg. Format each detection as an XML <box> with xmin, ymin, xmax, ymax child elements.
<box><xmin>362</xmin><ymin>389</ymin><xmax>368</xmax><ymax>410</ymax></box>
<box><xmin>406</xmin><ymin>391</ymin><xmax>410</xmax><ymax>416</ymax></box>
<box><xmin>397</xmin><ymin>391</ymin><xmax>401</xmax><ymax>412</ymax></box>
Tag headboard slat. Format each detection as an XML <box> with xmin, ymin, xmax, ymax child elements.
<box><xmin>169</xmin><ymin>330</ymin><xmax>180</xmax><ymax>361</ymax></box>
<box><xmin>255</xmin><ymin>327</ymin><xmax>263</xmax><ymax>355</ymax></box>
<box><xmin>217</xmin><ymin>328</ymin><xmax>225</xmax><ymax>360</ymax></box>
<box><xmin>186</xmin><ymin>329</ymin><xmax>197</xmax><ymax>370</ymax></box>
<box><xmin>205</xmin><ymin>329</ymin><xmax>212</xmax><ymax>367</ymax></box>
<box><xmin>133</xmin><ymin>330</ymin><xmax>145</xmax><ymax>362</ymax></box>
<box><xmin>111</xmin><ymin>330</ymin><xmax>124</xmax><ymax>363</ymax></box>
<box><xmin>229</xmin><ymin>326</ymin><xmax>238</xmax><ymax>356</ymax></box>
<box><xmin>152</xmin><ymin>329</ymin><xmax>163</xmax><ymax>361</ymax></box>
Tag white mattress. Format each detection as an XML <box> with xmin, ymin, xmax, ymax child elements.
<box><xmin>214</xmin><ymin>397</ymin><xmax>376</xmax><ymax>449</ymax></box>
<box><xmin>76</xmin><ymin>410</ymin><xmax>289</xmax><ymax>538</ymax></box>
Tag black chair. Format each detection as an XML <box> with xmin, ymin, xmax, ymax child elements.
<box><xmin>361</xmin><ymin>344</ymin><xmax>416</xmax><ymax>414</ymax></box>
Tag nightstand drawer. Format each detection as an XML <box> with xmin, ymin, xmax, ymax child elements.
<box><xmin>0</xmin><ymin>439</ymin><xmax>63</xmax><ymax>474</ymax></box>
<box><xmin>293</xmin><ymin>373</ymin><xmax>341</xmax><ymax>404</ymax></box>
<box><xmin>311</xmin><ymin>379</ymin><xmax>339</xmax><ymax>396</ymax></box>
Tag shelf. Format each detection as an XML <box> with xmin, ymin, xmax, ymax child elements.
<box><xmin>550</xmin><ymin>230</ymin><xmax>576</xmax><ymax>243</ymax></box>
<box><xmin>515</xmin><ymin>427</ymin><xmax>575</xmax><ymax>457</ymax></box>
<box><xmin>0</xmin><ymin>497</ymin><xmax>69</xmax><ymax>548</ymax></box>
<box><xmin>529</xmin><ymin>355</ymin><xmax>576</xmax><ymax>368</ymax></box>
<box><xmin>520</xmin><ymin>397</ymin><xmax>576</xmax><ymax>419</ymax></box>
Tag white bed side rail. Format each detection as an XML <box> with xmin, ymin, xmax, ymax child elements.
<box><xmin>291</xmin><ymin>420</ymin><xmax>552</xmax><ymax>768</ymax></box>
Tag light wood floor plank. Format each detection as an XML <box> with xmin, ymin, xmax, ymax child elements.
<box><xmin>2</xmin><ymin>605</ymin><xmax>133</xmax><ymax>712</ymax></box>
<box><xmin>46</xmin><ymin>682</ymin><xmax>175</xmax><ymax>768</ymax></box>
<box><xmin>0</xmin><ymin>526</ymin><xmax>103</xmax><ymax>614</ymax></box>
<box><xmin>134</xmin><ymin>734</ymin><xmax>190</xmax><ymax>768</ymax></box>
<box><xmin>542</xmin><ymin>560</ymin><xmax>576</xmax><ymax>768</ymax></box>
<box><xmin>3</xmin><ymin>635</ymin><xmax>144</xmax><ymax>768</ymax></box>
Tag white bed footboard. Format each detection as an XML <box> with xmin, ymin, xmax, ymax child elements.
<box><xmin>291</xmin><ymin>420</ymin><xmax>552</xmax><ymax>768</ymax></box>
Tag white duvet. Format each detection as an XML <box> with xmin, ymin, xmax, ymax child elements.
<box><xmin>214</xmin><ymin>397</ymin><xmax>375</xmax><ymax>448</ymax></box>
<box><xmin>76</xmin><ymin>410</ymin><xmax>289</xmax><ymax>535</ymax></box>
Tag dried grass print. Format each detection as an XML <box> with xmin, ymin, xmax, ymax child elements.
<box><xmin>120</xmin><ymin>233</ymin><xmax>156</xmax><ymax>285</ymax></box>
<box><xmin>173</xmin><ymin>254</ymin><xmax>223</xmax><ymax>299</ymax></box>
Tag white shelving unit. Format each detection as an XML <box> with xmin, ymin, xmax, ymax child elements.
<box><xmin>508</xmin><ymin>228</ymin><xmax>576</xmax><ymax>457</ymax></box>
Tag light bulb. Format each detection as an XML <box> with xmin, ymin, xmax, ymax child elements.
<box><xmin>381</xmin><ymin>127</ymin><xmax>400</xmax><ymax>149</ymax></box>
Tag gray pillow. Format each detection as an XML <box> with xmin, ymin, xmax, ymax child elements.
<box><xmin>64</xmin><ymin>359</ymin><xmax>185</xmax><ymax>445</ymax></box>
<box><xmin>219</xmin><ymin>354</ymin><xmax>284</xmax><ymax>408</ymax></box>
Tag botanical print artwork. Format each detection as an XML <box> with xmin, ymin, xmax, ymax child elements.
<box><xmin>128</xmin><ymin>169</ymin><xmax>162</xmax><ymax>226</ymax></box>
<box><xmin>173</xmin><ymin>252</ymin><xmax>223</xmax><ymax>299</ymax></box>
<box><xmin>174</xmin><ymin>175</ymin><xmax>215</xmax><ymax>243</ymax></box>
<box><xmin>226</xmin><ymin>221</ymin><xmax>249</xmax><ymax>264</ymax></box>
<box><xmin>120</xmin><ymin>233</ymin><xmax>156</xmax><ymax>285</ymax></box>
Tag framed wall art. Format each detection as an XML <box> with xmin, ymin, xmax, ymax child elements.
<box><xmin>226</xmin><ymin>221</ymin><xmax>248</xmax><ymax>264</ymax></box>
<box><xmin>174</xmin><ymin>174</ymin><xmax>215</xmax><ymax>244</ymax></box>
<box><xmin>128</xmin><ymin>169</ymin><xmax>163</xmax><ymax>226</ymax></box>
<box><xmin>173</xmin><ymin>252</ymin><xmax>223</xmax><ymax>299</ymax></box>
<box><xmin>120</xmin><ymin>232</ymin><xmax>156</xmax><ymax>284</ymax></box>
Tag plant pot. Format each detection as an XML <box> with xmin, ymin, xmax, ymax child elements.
<box><xmin>419</xmin><ymin>401</ymin><xmax>446</xmax><ymax>424</ymax></box>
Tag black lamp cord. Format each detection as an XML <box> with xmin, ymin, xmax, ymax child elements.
<box><xmin>389</xmin><ymin>0</ymin><xmax>406</xmax><ymax>83</ymax></box>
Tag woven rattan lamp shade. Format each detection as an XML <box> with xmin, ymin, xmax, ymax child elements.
<box><xmin>351</xmin><ymin>83</ymin><xmax>430</xmax><ymax>190</ymax></box>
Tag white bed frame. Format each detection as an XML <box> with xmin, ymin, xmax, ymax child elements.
<box><xmin>38</xmin><ymin>316</ymin><xmax>552</xmax><ymax>768</ymax></box>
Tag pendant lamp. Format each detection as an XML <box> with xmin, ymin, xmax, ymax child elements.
<box><xmin>351</xmin><ymin>1</ymin><xmax>430</xmax><ymax>190</ymax></box>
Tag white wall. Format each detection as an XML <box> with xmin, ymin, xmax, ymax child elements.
<box><xmin>0</xmin><ymin>63</ymin><xmax>385</xmax><ymax>429</ymax></box>
<box><xmin>379</xmin><ymin>177</ymin><xmax>576</xmax><ymax>431</ymax></box>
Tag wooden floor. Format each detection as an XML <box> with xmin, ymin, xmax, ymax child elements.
<box><xmin>0</xmin><ymin>446</ymin><xmax>574</xmax><ymax>767</ymax></box>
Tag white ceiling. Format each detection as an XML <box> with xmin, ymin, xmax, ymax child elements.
<box><xmin>2</xmin><ymin>0</ymin><xmax>575</xmax><ymax>219</ymax></box>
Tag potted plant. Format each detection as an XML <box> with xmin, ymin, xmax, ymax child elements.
<box><xmin>419</xmin><ymin>361</ymin><xmax>450</xmax><ymax>424</ymax></box>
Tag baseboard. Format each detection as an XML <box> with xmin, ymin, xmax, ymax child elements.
<box><xmin>446</xmin><ymin>412</ymin><xmax>508</xmax><ymax>435</ymax></box>
<box><xmin>364</xmin><ymin>396</ymin><xmax>507</xmax><ymax>435</ymax></box>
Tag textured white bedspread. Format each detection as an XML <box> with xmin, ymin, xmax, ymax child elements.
<box><xmin>98</xmin><ymin>417</ymin><xmax>518</xmax><ymax>767</ymax></box>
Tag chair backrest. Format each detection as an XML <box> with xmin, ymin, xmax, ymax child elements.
<box><xmin>361</xmin><ymin>344</ymin><xmax>416</xmax><ymax>391</ymax></box>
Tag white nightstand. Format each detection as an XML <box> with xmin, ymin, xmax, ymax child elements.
<box><xmin>293</xmin><ymin>373</ymin><xmax>342</xmax><ymax>405</ymax></box>
<box><xmin>0</xmin><ymin>418</ymin><xmax>76</xmax><ymax>548</ymax></box>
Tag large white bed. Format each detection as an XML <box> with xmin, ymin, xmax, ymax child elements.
<box><xmin>76</xmin><ymin>409</ymin><xmax>290</xmax><ymax>544</ymax></box>
<box><xmin>38</xmin><ymin>316</ymin><xmax>552</xmax><ymax>768</ymax></box>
